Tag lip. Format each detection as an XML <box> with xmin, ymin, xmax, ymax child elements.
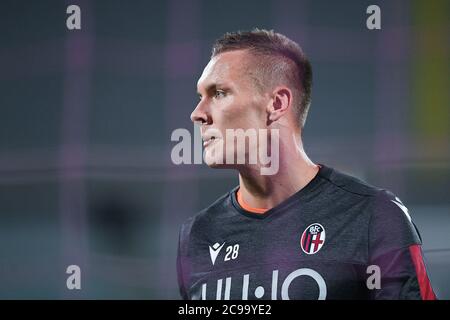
<box><xmin>203</xmin><ymin>137</ymin><xmax>216</xmax><ymax>148</ymax></box>
<box><xmin>201</xmin><ymin>128</ymin><xmax>221</xmax><ymax>148</ymax></box>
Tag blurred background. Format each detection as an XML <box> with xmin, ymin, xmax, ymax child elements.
<box><xmin>0</xmin><ymin>0</ymin><xmax>448</xmax><ymax>299</ymax></box>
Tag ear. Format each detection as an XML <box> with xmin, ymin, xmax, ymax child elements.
<box><xmin>267</xmin><ymin>86</ymin><xmax>292</xmax><ymax>124</ymax></box>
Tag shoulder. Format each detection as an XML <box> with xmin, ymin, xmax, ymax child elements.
<box><xmin>368</xmin><ymin>188</ymin><xmax>422</xmax><ymax>257</ymax></box>
<box><xmin>320</xmin><ymin>165</ymin><xmax>383</xmax><ymax>198</ymax></box>
<box><xmin>320</xmin><ymin>166</ymin><xmax>418</xmax><ymax>230</ymax></box>
<box><xmin>371</xmin><ymin>188</ymin><xmax>413</xmax><ymax>221</ymax></box>
<box><xmin>322</xmin><ymin>166</ymin><xmax>421</xmax><ymax>253</ymax></box>
<box><xmin>323</xmin><ymin>165</ymin><xmax>413</xmax><ymax>219</ymax></box>
<box><xmin>369</xmin><ymin>188</ymin><xmax>418</xmax><ymax>237</ymax></box>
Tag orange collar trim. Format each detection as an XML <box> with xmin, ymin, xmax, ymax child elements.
<box><xmin>236</xmin><ymin>189</ymin><xmax>269</xmax><ymax>214</ymax></box>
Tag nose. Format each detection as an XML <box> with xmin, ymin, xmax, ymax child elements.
<box><xmin>190</xmin><ymin>100</ymin><xmax>210</xmax><ymax>124</ymax></box>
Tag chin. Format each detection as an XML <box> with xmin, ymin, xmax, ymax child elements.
<box><xmin>204</xmin><ymin>156</ymin><xmax>225</xmax><ymax>168</ymax></box>
<box><xmin>204</xmin><ymin>153</ymin><xmax>235</xmax><ymax>169</ymax></box>
<box><xmin>206</xmin><ymin>162</ymin><xmax>224</xmax><ymax>169</ymax></box>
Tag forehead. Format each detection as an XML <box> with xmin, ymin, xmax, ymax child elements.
<box><xmin>197</xmin><ymin>50</ymin><xmax>252</xmax><ymax>90</ymax></box>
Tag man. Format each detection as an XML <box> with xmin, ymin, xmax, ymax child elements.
<box><xmin>177</xmin><ymin>29</ymin><xmax>436</xmax><ymax>300</ymax></box>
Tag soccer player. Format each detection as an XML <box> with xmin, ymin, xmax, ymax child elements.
<box><xmin>177</xmin><ymin>29</ymin><xmax>437</xmax><ymax>300</ymax></box>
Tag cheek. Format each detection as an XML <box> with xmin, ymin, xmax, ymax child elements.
<box><xmin>218</xmin><ymin>97</ymin><xmax>264</xmax><ymax>128</ymax></box>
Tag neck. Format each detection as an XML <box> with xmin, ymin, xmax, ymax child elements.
<box><xmin>237</xmin><ymin>132</ymin><xmax>319</xmax><ymax>210</ymax></box>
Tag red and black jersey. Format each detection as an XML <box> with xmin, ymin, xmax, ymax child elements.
<box><xmin>177</xmin><ymin>164</ymin><xmax>437</xmax><ymax>300</ymax></box>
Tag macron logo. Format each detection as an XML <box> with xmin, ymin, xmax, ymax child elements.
<box><xmin>209</xmin><ymin>242</ymin><xmax>225</xmax><ymax>265</ymax></box>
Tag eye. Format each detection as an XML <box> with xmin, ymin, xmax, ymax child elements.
<box><xmin>214</xmin><ymin>90</ymin><xmax>226</xmax><ymax>98</ymax></box>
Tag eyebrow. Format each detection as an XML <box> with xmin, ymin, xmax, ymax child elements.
<box><xmin>197</xmin><ymin>82</ymin><xmax>227</xmax><ymax>96</ymax></box>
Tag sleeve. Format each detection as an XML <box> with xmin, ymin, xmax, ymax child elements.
<box><xmin>177</xmin><ymin>217</ymin><xmax>194</xmax><ymax>300</ymax></box>
<box><xmin>368</xmin><ymin>190</ymin><xmax>437</xmax><ymax>300</ymax></box>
